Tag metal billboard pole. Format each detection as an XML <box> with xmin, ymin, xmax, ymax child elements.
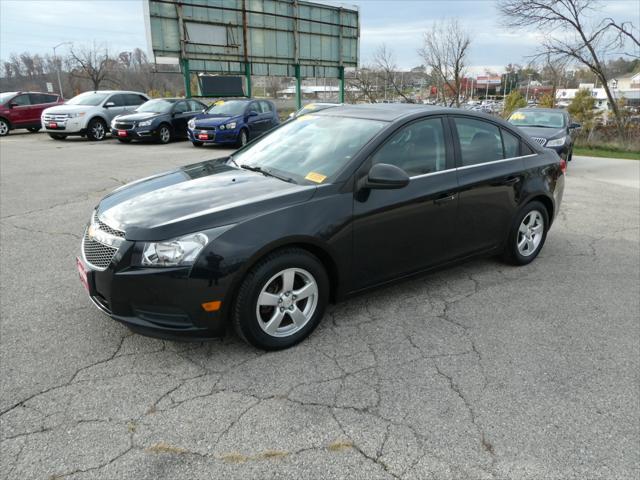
<box><xmin>242</xmin><ymin>0</ymin><xmax>252</xmax><ymax>98</ymax></box>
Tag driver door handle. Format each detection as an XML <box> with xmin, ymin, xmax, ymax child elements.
<box><xmin>434</xmin><ymin>193</ymin><xmax>457</xmax><ymax>204</ymax></box>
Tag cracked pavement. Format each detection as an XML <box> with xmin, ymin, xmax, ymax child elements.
<box><xmin>1</xmin><ymin>133</ymin><xmax>639</xmax><ymax>479</ymax></box>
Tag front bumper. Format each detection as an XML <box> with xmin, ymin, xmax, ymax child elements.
<box><xmin>188</xmin><ymin>127</ymin><xmax>238</xmax><ymax>144</ymax></box>
<box><xmin>546</xmin><ymin>143</ymin><xmax>571</xmax><ymax>160</ymax></box>
<box><xmin>42</xmin><ymin>116</ymin><xmax>87</xmax><ymax>134</ymax></box>
<box><xmin>111</xmin><ymin>127</ymin><xmax>159</xmax><ymax>141</ymax></box>
<box><xmin>78</xmin><ymin>242</ymin><xmax>230</xmax><ymax>340</ymax></box>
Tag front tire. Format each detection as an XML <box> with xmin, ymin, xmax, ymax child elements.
<box><xmin>87</xmin><ymin>118</ymin><xmax>107</xmax><ymax>141</ymax></box>
<box><xmin>235</xmin><ymin>128</ymin><xmax>248</xmax><ymax>148</ymax></box>
<box><xmin>157</xmin><ymin>125</ymin><xmax>172</xmax><ymax>144</ymax></box>
<box><xmin>0</xmin><ymin>119</ymin><xmax>9</xmax><ymax>136</ymax></box>
<box><xmin>502</xmin><ymin>201</ymin><xmax>549</xmax><ymax>265</ymax></box>
<box><xmin>233</xmin><ymin>248</ymin><xmax>329</xmax><ymax>350</ymax></box>
<box><xmin>48</xmin><ymin>133</ymin><xmax>67</xmax><ymax>140</ymax></box>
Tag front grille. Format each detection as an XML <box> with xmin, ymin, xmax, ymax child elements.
<box><xmin>197</xmin><ymin>126</ymin><xmax>216</xmax><ymax>131</ymax></box>
<box><xmin>93</xmin><ymin>212</ymin><xmax>125</xmax><ymax>238</ymax></box>
<box><xmin>531</xmin><ymin>137</ymin><xmax>547</xmax><ymax>146</ymax></box>
<box><xmin>43</xmin><ymin>113</ymin><xmax>70</xmax><ymax>121</ymax></box>
<box><xmin>83</xmin><ymin>230</ymin><xmax>118</xmax><ymax>270</ymax></box>
<box><xmin>114</xmin><ymin>122</ymin><xmax>134</xmax><ymax>130</ymax></box>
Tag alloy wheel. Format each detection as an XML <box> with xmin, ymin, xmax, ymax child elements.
<box><xmin>240</xmin><ymin>130</ymin><xmax>248</xmax><ymax>146</ymax></box>
<box><xmin>0</xmin><ymin>120</ymin><xmax>8</xmax><ymax>136</ymax></box>
<box><xmin>517</xmin><ymin>210</ymin><xmax>544</xmax><ymax>257</ymax></box>
<box><xmin>255</xmin><ymin>267</ymin><xmax>318</xmax><ymax>337</ymax></box>
<box><xmin>159</xmin><ymin>126</ymin><xmax>171</xmax><ymax>144</ymax></box>
<box><xmin>92</xmin><ymin>121</ymin><xmax>105</xmax><ymax>140</ymax></box>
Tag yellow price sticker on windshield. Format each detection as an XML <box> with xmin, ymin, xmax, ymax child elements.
<box><xmin>305</xmin><ymin>172</ymin><xmax>327</xmax><ymax>183</ymax></box>
<box><xmin>510</xmin><ymin>112</ymin><xmax>525</xmax><ymax>120</ymax></box>
<box><xmin>214</xmin><ymin>100</ymin><xmax>225</xmax><ymax>106</ymax></box>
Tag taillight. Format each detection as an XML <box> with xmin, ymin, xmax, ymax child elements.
<box><xmin>560</xmin><ymin>158</ymin><xmax>567</xmax><ymax>173</ymax></box>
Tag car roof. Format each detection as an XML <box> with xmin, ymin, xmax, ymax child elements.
<box><xmin>315</xmin><ymin>103</ymin><xmax>440</xmax><ymax>121</ymax></box>
<box><xmin>79</xmin><ymin>90</ymin><xmax>146</xmax><ymax>95</ymax></box>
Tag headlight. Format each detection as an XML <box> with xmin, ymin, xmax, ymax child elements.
<box><xmin>546</xmin><ymin>136</ymin><xmax>566</xmax><ymax>147</ymax></box>
<box><xmin>188</xmin><ymin>118</ymin><xmax>195</xmax><ymax>129</ymax></box>
<box><xmin>225</xmin><ymin>122</ymin><xmax>237</xmax><ymax>129</ymax></box>
<box><xmin>140</xmin><ymin>226</ymin><xmax>232</xmax><ymax>267</ymax></box>
<box><xmin>68</xmin><ymin>112</ymin><xmax>86</xmax><ymax>118</ymax></box>
<box><xmin>138</xmin><ymin>120</ymin><xmax>152</xmax><ymax>127</ymax></box>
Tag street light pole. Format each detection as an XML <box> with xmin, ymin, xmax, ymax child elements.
<box><xmin>53</xmin><ymin>42</ymin><xmax>72</xmax><ymax>99</ymax></box>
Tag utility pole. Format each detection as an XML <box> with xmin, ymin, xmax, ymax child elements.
<box><xmin>525</xmin><ymin>73</ymin><xmax>533</xmax><ymax>102</ymax></box>
<box><xmin>53</xmin><ymin>42</ymin><xmax>72</xmax><ymax>98</ymax></box>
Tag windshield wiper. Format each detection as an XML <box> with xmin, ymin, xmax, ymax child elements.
<box><xmin>241</xmin><ymin>165</ymin><xmax>296</xmax><ymax>184</ymax></box>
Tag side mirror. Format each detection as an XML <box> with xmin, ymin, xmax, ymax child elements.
<box><xmin>569</xmin><ymin>122</ymin><xmax>581</xmax><ymax>129</ymax></box>
<box><xmin>361</xmin><ymin>163</ymin><xmax>410</xmax><ymax>190</ymax></box>
<box><xmin>248</xmin><ymin>110</ymin><xmax>259</xmax><ymax>117</ymax></box>
<box><xmin>8</xmin><ymin>102</ymin><xmax>18</xmax><ymax>109</ymax></box>
<box><xmin>104</xmin><ymin>101</ymin><xmax>115</xmax><ymax>108</ymax></box>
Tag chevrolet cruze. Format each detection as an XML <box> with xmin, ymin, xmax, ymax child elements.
<box><xmin>77</xmin><ymin>104</ymin><xmax>564</xmax><ymax>350</ymax></box>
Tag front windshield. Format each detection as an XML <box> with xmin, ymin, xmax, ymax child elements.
<box><xmin>66</xmin><ymin>92</ymin><xmax>110</xmax><ymax>106</ymax></box>
<box><xmin>233</xmin><ymin>114</ymin><xmax>387</xmax><ymax>183</ymax></box>
<box><xmin>0</xmin><ymin>92</ymin><xmax>16</xmax><ymax>104</ymax></box>
<box><xmin>206</xmin><ymin>101</ymin><xmax>247</xmax><ymax>116</ymax></box>
<box><xmin>136</xmin><ymin>99</ymin><xmax>174</xmax><ymax>113</ymax></box>
<box><xmin>509</xmin><ymin>110</ymin><xmax>566</xmax><ymax>128</ymax></box>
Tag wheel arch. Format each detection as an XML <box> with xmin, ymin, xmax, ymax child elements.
<box><xmin>526</xmin><ymin>194</ymin><xmax>555</xmax><ymax>226</ymax></box>
<box><xmin>0</xmin><ymin>116</ymin><xmax>12</xmax><ymax>129</ymax></box>
<box><xmin>222</xmin><ymin>238</ymin><xmax>340</xmax><ymax>323</ymax></box>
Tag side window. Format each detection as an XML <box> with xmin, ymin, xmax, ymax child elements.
<box><xmin>521</xmin><ymin>142</ymin><xmax>535</xmax><ymax>155</ymax></box>
<box><xmin>29</xmin><ymin>94</ymin><xmax>46</xmax><ymax>104</ymax></box>
<box><xmin>173</xmin><ymin>101</ymin><xmax>188</xmax><ymax>114</ymax></box>
<box><xmin>259</xmin><ymin>101</ymin><xmax>272</xmax><ymax>113</ymax></box>
<box><xmin>125</xmin><ymin>94</ymin><xmax>145</xmax><ymax>106</ymax></box>
<box><xmin>501</xmin><ymin>129</ymin><xmax>520</xmax><ymax>158</ymax></box>
<box><xmin>12</xmin><ymin>94</ymin><xmax>31</xmax><ymax>106</ymax></box>
<box><xmin>188</xmin><ymin>100</ymin><xmax>204</xmax><ymax>112</ymax></box>
<box><xmin>248</xmin><ymin>102</ymin><xmax>260</xmax><ymax>114</ymax></box>
<box><xmin>453</xmin><ymin>117</ymin><xmax>504</xmax><ymax>166</ymax></box>
<box><xmin>371</xmin><ymin>118</ymin><xmax>447</xmax><ymax>176</ymax></box>
<box><xmin>107</xmin><ymin>94</ymin><xmax>126</xmax><ymax>107</ymax></box>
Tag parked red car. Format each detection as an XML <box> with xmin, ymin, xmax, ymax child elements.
<box><xmin>0</xmin><ymin>91</ymin><xmax>63</xmax><ymax>136</ymax></box>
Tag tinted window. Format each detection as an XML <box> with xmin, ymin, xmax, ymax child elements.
<box><xmin>12</xmin><ymin>94</ymin><xmax>31</xmax><ymax>106</ymax></box>
<box><xmin>259</xmin><ymin>101</ymin><xmax>272</xmax><ymax>113</ymax></box>
<box><xmin>124</xmin><ymin>94</ymin><xmax>145</xmax><ymax>106</ymax></box>
<box><xmin>521</xmin><ymin>142</ymin><xmax>535</xmax><ymax>155</ymax></box>
<box><xmin>30</xmin><ymin>93</ymin><xmax>57</xmax><ymax>104</ymax></box>
<box><xmin>188</xmin><ymin>100</ymin><xmax>204</xmax><ymax>112</ymax></box>
<box><xmin>248</xmin><ymin>102</ymin><xmax>260</xmax><ymax>114</ymax></box>
<box><xmin>454</xmin><ymin>117</ymin><xmax>504</xmax><ymax>166</ymax></box>
<box><xmin>372</xmin><ymin>118</ymin><xmax>447</xmax><ymax>176</ymax></box>
<box><xmin>501</xmin><ymin>129</ymin><xmax>520</xmax><ymax>158</ymax></box>
<box><xmin>173</xmin><ymin>101</ymin><xmax>189</xmax><ymax>114</ymax></box>
<box><xmin>107</xmin><ymin>94</ymin><xmax>126</xmax><ymax>107</ymax></box>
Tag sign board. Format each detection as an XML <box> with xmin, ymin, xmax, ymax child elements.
<box><xmin>46</xmin><ymin>82</ymin><xmax>54</xmax><ymax>93</ymax></box>
<box><xmin>144</xmin><ymin>0</ymin><xmax>359</xmax><ymax>78</ymax></box>
<box><xmin>200</xmin><ymin>75</ymin><xmax>245</xmax><ymax>96</ymax></box>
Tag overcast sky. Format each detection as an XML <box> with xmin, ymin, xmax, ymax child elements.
<box><xmin>1</xmin><ymin>0</ymin><xmax>637</xmax><ymax>73</ymax></box>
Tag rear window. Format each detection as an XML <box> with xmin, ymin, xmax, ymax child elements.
<box><xmin>501</xmin><ymin>129</ymin><xmax>520</xmax><ymax>158</ymax></box>
<box><xmin>453</xmin><ymin>117</ymin><xmax>504</xmax><ymax>166</ymax></box>
<box><xmin>259</xmin><ymin>101</ymin><xmax>273</xmax><ymax>113</ymax></box>
<box><xmin>30</xmin><ymin>93</ymin><xmax>58</xmax><ymax>104</ymax></box>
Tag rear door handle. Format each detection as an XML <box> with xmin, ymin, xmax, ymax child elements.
<box><xmin>434</xmin><ymin>193</ymin><xmax>457</xmax><ymax>204</ymax></box>
<box><xmin>505</xmin><ymin>176</ymin><xmax>521</xmax><ymax>186</ymax></box>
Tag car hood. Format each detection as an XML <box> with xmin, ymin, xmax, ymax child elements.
<box><xmin>115</xmin><ymin>112</ymin><xmax>163</xmax><ymax>122</ymax></box>
<box><xmin>193</xmin><ymin>114</ymin><xmax>242</xmax><ymax>127</ymax></box>
<box><xmin>96</xmin><ymin>159</ymin><xmax>316</xmax><ymax>241</ymax></box>
<box><xmin>515</xmin><ymin>126</ymin><xmax>565</xmax><ymax>139</ymax></box>
<box><xmin>43</xmin><ymin>104</ymin><xmax>94</xmax><ymax>114</ymax></box>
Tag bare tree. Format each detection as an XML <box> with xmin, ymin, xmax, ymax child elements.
<box><xmin>541</xmin><ymin>54</ymin><xmax>569</xmax><ymax>107</ymax></box>
<box><xmin>418</xmin><ymin>19</ymin><xmax>470</xmax><ymax>107</ymax></box>
<box><xmin>498</xmin><ymin>0</ymin><xmax>639</xmax><ymax>139</ymax></box>
<box><xmin>69</xmin><ymin>43</ymin><xmax>117</xmax><ymax>90</ymax></box>
<box><xmin>373</xmin><ymin>44</ymin><xmax>413</xmax><ymax>103</ymax></box>
<box><xmin>347</xmin><ymin>66</ymin><xmax>381</xmax><ymax>103</ymax></box>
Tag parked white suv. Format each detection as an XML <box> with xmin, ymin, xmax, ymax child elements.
<box><xmin>42</xmin><ymin>90</ymin><xmax>149</xmax><ymax>141</ymax></box>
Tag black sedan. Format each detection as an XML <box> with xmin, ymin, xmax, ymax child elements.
<box><xmin>111</xmin><ymin>98</ymin><xmax>207</xmax><ymax>144</ymax></box>
<box><xmin>507</xmin><ymin>108</ymin><xmax>580</xmax><ymax>164</ymax></box>
<box><xmin>78</xmin><ymin>104</ymin><xmax>564</xmax><ymax>350</ymax></box>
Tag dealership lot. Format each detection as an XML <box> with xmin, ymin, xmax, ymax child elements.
<box><xmin>1</xmin><ymin>133</ymin><xmax>638</xmax><ymax>479</ymax></box>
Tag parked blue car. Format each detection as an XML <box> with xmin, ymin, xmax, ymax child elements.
<box><xmin>187</xmin><ymin>99</ymin><xmax>280</xmax><ymax>147</ymax></box>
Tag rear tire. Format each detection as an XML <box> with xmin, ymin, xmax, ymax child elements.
<box><xmin>233</xmin><ymin>248</ymin><xmax>329</xmax><ymax>350</ymax></box>
<box><xmin>192</xmin><ymin>141</ymin><xmax>203</xmax><ymax>147</ymax></box>
<box><xmin>86</xmin><ymin>118</ymin><xmax>107</xmax><ymax>141</ymax></box>
<box><xmin>27</xmin><ymin>126</ymin><xmax>41</xmax><ymax>133</ymax></box>
<box><xmin>502</xmin><ymin>201</ymin><xmax>549</xmax><ymax>266</ymax></box>
<box><xmin>48</xmin><ymin>133</ymin><xmax>67</xmax><ymax>140</ymax></box>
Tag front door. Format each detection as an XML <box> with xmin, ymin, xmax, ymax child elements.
<box><xmin>170</xmin><ymin>100</ymin><xmax>190</xmax><ymax>137</ymax></box>
<box><xmin>352</xmin><ymin>117</ymin><xmax>459</xmax><ymax>290</ymax></box>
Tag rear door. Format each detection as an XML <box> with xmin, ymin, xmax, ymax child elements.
<box><xmin>259</xmin><ymin>101</ymin><xmax>278</xmax><ymax>132</ymax></box>
<box><xmin>104</xmin><ymin>94</ymin><xmax>127</xmax><ymax>121</ymax></box>
<box><xmin>28</xmin><ymin>94</ymin><xmax>59</xmax><ymax>124</ymax></box>
<box><xmin>352</xmin><ymin>116</ymin><xmax>459</xmax><ymax>289</ymax></box>
<box><xmin>449</xmin><ymin>115</ymin><xmax>529</xmax><ymax>256</ymax></box>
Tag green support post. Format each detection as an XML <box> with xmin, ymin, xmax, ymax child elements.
<box><xmin>245</xmin><ymin>62</ymin><xmax>252</xmax><ymax>98</ymax></box>
<box><xmin>295</xmin><ymin>64</ymin><xmax>302</xmax><ymax>110</ymax></box>
<box><xmin>181</xmin><ymin>58</ymin><xmax>191</xmax><ymax>98</ymax></box>
<box><xmin>338</xmin><ymin>66</ymin><xmax>345</xmax><ymax>103</ymax></box>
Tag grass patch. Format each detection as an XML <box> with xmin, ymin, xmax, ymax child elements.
<box><xmin>574</xmin><ymin>146</ymin><xmax>640</xmax><ymax>160</ymax></box>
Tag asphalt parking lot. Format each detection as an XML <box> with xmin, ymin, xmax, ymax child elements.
<box><xmin>1</xmin><ymin>132</ymin><xmax>638</xmax><ymax>480</ymax></box>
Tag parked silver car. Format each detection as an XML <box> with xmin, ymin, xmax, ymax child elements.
<box><xmin>41</xmin><ymin>90</ymin><xmax>149</xmax><ymax>141</ymax></box>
